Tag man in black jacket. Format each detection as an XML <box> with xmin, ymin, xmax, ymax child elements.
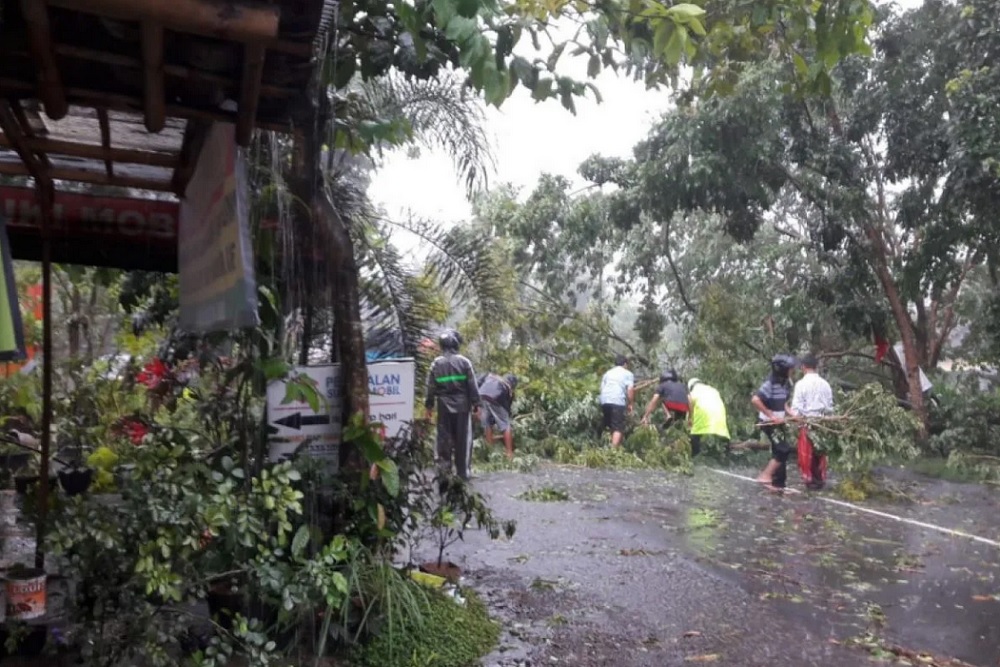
<box><xmin>478</xmin><ymin>373</ymin><xmax>518</xmax><ymax>460</ymax></box>
<box><xmin>424</xmin><ymin>329</ymin><xmax>480</xmax><ymax>480</ymax></box>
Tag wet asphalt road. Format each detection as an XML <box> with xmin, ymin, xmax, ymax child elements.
<box><xmin>427</xmin><ymin>465</ymin><xmax>1000</xmax><ymax>667</ymax></box>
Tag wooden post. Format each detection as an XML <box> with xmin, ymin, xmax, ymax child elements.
<box><xmin>18</xmin><ymin>0</ymin><xmax>68</xmax><ymax>120</ymax></box>
<box><xmin>35</xmin><ymin>182</ymin><xmax>54</xmax><ymax>570</ymax></box>
<box><xmin>141</xmin><ymin>22</ymin><xmax>167</xmax><ymax>133</ymax></box>
<box><xmin>236</xmin><ymin>44</ymin><xmax>266</xmax><ymax>146</ymax></box>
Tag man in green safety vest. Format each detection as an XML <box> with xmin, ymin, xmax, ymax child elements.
<box><xmin>686</xmin><ymin>378</ymin><xmax>730</xmax><ymax>457</ymax></box>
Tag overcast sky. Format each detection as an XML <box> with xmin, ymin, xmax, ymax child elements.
<box><xmin>368</xmin><ymin>0</ymin><xmax>922</xmax><ymax>233</ymax></box>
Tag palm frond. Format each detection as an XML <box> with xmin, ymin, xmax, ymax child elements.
<box><xmin>350</xmin><ymin>72</ymin><xmax>494</xmax><ymax>196</ymax></box>
<box><xmin>381</xmin><ymin>216</ymin><xmax>511</xmax><ymax>327</ymax></box>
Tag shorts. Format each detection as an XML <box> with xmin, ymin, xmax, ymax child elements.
<box><xmin>601</xmin><ymin>404</ymin><xmax>626</xmax><ymax>433</ymax></box>
<box><xmin>479</xmin><ymin>400</ymin><xmax>511</xmax><ymax>432</ymax></box>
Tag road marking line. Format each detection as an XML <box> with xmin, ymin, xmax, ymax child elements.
<box><xmin>707</xmin><ymin>467</ymin><xmax>1000</xmax><ymax>549</ymax></box>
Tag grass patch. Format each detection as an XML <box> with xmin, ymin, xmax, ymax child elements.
<box><xmin>352</xmin><ymin>588</ymin><xmax>499</xmax><ymax>667</ymax></box>
<box><xmin>516</xmin><ymin>486</ymin><xmax>570</xmax><ymax>502</ymax></box>
<box><xmin>835</xmin><ymin>473</ymin><xmax>915</xmax><ymax>502</ymax></box>
<box><xmin>905</xmin><ymin>456</ymin><xmax>994</xmax><ymax>484</ymax></box>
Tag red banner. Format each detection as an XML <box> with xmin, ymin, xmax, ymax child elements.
<box><xmin>0</xmin><ymin>186</ymin><xmax>179</xmax><ymax>272</ymax></box>
<box><xmin>0</xmin><ymin>186</ymin><xmax>178</xmax><ymax>240</ymax></box>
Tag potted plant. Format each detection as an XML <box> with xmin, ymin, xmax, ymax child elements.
<box><xmin>13</xmin><ymin>456</ymin><xmax>53</xmax><ymax>495</ymax></box>
<box><xmin>420</xmin><ymin>472</ymin><xmax>516</xmax><ymax>583</ymax></box>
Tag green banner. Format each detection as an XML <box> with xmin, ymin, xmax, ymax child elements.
<box><xmin>0</xmin><ymin>216</ymin><xmax>25</xmax><ymax>361</ymax></box>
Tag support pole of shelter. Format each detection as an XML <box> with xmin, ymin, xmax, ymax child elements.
<box><xmin>35</xmin><ymin>182</ymin><xmax>54</xmax><ymax>570</ymax></box>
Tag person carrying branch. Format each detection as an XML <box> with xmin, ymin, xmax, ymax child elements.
<box><xmin>477</xmin><ymin>372</ymin><xmax>518</xmax><ymax>461</ymax></box>
<box><xmin>686</xmin><ymin>378</ymin><xmax>730</xmax><ymax>457</ymax></box>
<box><xmin>641</xmin><ymin>369</ymin><xmax>689</xmax><ymax>427</ymax></box>
<box><xmin>424</xmin><ymin>329</ymin><xmax>480</xmax><ymax>481</ymax></box>
<box><xmin>752</xmin><ymin>354</ymin><xmax>797</xmax><ymax>490</ymax></box>
<box><xmin>789</xmin><ymin>353</ymin><xmax>833</xmax><ymax>490</ymax></box>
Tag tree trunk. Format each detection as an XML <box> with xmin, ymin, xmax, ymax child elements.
<box><xmin>866</xmin><ymin>227</ymin><xmax>928</xmax><ymax>437</ymax></box>
<box><xmin>314</xmin><ymin>193</ymin><xmax>368</xmax><ymax>472</ymax></box>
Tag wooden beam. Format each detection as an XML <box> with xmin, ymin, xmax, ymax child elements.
<box><xmin>18</xmin><ymin>0</ymin><xmax>68</xmax><ymax>120</ymax></box>
<box><xmin>0</xmin><ymin>77</ymin><xmax>291</xmax><ymax>131</ymax></box>
<box><xmin>97</xmin><ymin>109</ymin><xmax>114</xmax><ymax>177</ymax></box>
<box><xmin>11</xmin><ymin>102</ymin><xmax>52</xmax><ymax>170</ymax></box>
<box><xmin>0</xmin><ymin>101</ymin><xmax>50</xmax><ymax>186</ymax></box>
<box><xmin>0</xmin><ymin>134</ymin><xmax>178</xmax><ymax>167</ymax></box>
<box><xmin>141</xmin><ymin>22</ymin><xmax>166</xmax><ymax>133</ymax></box>
<box><xmin>47</xmin><ymin>0</ymin><xmax>281</xmax><ymax>44</ymax></box>
<box><xmin>236</xmin><ymin>44</ymin><xmax>266</xmax><ymax>146</ymax></box>
<box><xmin>47</xmin><ymin>44</ymin><xmax>297</xmax><ymax>98</ymax></box>
<box><xmin>171</xmin><ymin>119</ymin><xmax>211</xmax><ymax>196</ymax></box>
<box><xmin>0</xmin><ymin>161</ymin><xmax>174</xmax><ymax>192</ymax></box>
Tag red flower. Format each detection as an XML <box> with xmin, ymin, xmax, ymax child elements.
<box><xmin>137</xmin><ymin>358</ymin><xmax>168</xmax><ymax>389</ymax></box>
<box><xmin>125</xmin><ymin>420</ymin><xmax>149</xmax><ymax>445</ymax></box>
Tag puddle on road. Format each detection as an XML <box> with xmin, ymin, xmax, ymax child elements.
<box><xmin>675</xmin><ymin>471</ymin><xmax>999</xmax><ymax>666</ymax></box>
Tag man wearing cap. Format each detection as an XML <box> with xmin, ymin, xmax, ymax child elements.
<box><xmin>687</xmin><ymin>378</ymin><xmax>730</xmax><ymax>457</ymax></box>
<box><xmin>752</xmin><ymin>354</ymin><xmax>797</xmax><ymax>490</ymax></box>
<box><xmin>789</xmin><ymin>353</ymin><xmax>834</xmax><ymax>490</ymax></box>
<box><xmin>599</xmin><ymin>354</ymin><xmax>635</xmax><ymax>448</ymax></box>
<box><xmin>477</xmin><ymin>372</ymin><xmax>518</xmax><ymax>460</ymax></box>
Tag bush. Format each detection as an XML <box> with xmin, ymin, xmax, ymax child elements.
<box><xmin>928</xmin><ymin>382</ymin><xmax>1000</xmax><ymax>458</ymax></box>
<box><xmin>353</xmin><ymin>589</ymin><xmax>499</xmax><ymax>667</ymax></box>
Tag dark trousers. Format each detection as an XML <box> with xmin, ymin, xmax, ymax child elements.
<box><xmin>761</xmin><ymin>424</ymin><xmax>792</xmax><ymax>488</ymax></box>
<box><xmin>436</xmin><ymin>410</ymin><xmax>472</xmax><ymax>480</ymax></box>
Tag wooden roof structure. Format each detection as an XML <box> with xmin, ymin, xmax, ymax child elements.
<box><xmin>0</xmin><ymin>0</ymin><xmax>331</xmax><ymax>199</ymax></box>
<box><xmin>0</xmin><ymin>0</ymin><xmax>334</xmax><ymax>570</ymax></box>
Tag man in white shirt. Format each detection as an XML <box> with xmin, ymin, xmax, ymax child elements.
<box><xmin>788</xmin><ymin>354</ymin><xmax>834</xmax><ymax>489</ymax></box>
<box><xmin>599</xmin><ymin>354</ymin><xmax>635</xmax><ymax>448</ymax></box>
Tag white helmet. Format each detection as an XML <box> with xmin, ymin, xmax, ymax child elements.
<box><xmin>687</xmin><ymin>378</ymin><xmax>701</xmax><ymax>392</ymax></box>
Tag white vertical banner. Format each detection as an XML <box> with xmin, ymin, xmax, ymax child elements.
<box><xmin>178</xmin><ymin>122</ymin><xmax>259</xmax><ymax>332</ymax></box>
<box><xmin>368</xmin><ymin>359</ymin><xmax>416</xmax><ymax>441</ymax></box>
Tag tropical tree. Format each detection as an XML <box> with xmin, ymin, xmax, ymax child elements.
<box><xmin>585</xmin><ymin>2</ymin><xmax>1000</xmax><ymax>432</ymax></box>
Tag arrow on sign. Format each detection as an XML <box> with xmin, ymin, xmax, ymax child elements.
<box><xmin>271</xmin><ymin>413</ymin><xmax>332</xmax><ymax>431</ymax></box>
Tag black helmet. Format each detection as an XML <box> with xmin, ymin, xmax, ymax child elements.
<box><xmin>660</xmin><ymin>368</ymin><xmax>679</xmax><ymax>383</ymax></box>
<box><xmin>771</xmin><ymin>354</ymin><xmax>797</xmax><ymax>375</ymax></box>
<box><xmin>439</xmin><ymin>329</ymin><xmax>462</xmax><ymax>352</ymax></box>
<box><xmin>505</xmin><ymin>374</ymin><xmax>518</xmax><ymax>389</ymax></box>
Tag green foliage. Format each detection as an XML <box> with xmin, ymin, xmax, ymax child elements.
<box><xmin>352</xmin><ymin>589</ymin><xmax>499</xmax><ymax>667</ymax></box>
<box><xmin>426</xmin><ymin>475</ymin><xmax>517</xmax><ymax>567</ymax></box>
<box><xmin>802</xmin><ymin>385</ymin><xmax>920</xmax><ymax>474</ymax></box>
<box><xmin>928</xmin><ymin>382</ymin><xmax>1000</xmax><ymax>458</ymax></box>
<box><xmin>517</xmin><ymin>486</ymin><xmax>570</xmax><ymax>502</ymax></box>
<box><xmin>329</xmin><ymin>0</ymin><xmax>874</xmax><ymax>117</ymax></box>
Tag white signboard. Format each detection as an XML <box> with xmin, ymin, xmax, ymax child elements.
<box><xmin>267</xmin><ymin>364</ymin><xmax>342</xmax><ymax>466</ymax></box>
<box><xmin>368</xmin><ymin>359</ymin><xmax>416</xmax><ymax>442</ymax></box>
<box><xmin>178</xmin><ymin>122</ymin><xmax>259</xmax><ymax>333</ymax></box>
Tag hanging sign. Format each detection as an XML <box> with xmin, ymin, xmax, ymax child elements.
<box><xmin>368</xmin><ymin>358</ymin><xmax>416</xmax><ymax>441</ymax></box>
<box><xmin>0</xmin><ymin>216</ymin><xmax>25</xmax><ymax>361</ymax></box>
<box><xmin>267</xmin><ymin>364</ymin><xmax>342</xmax><ymax>467</ymax></box>
<box><xmin>178</xmin><ymin>122</ymin><xmax>258</xmax><ymax>332</ymax></box>
<box><xmin>0</xmin><ymin>186</ymin><xmax>178</xmax><ymax>271</ymax></box>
